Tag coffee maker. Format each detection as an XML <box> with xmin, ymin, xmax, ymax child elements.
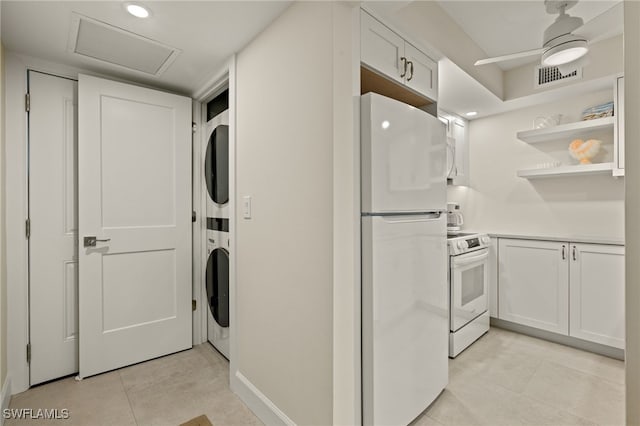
<box><xmin>447</xmin><ymin>202</ymin><xmax>464</xmax><ymax>233</ymax></box>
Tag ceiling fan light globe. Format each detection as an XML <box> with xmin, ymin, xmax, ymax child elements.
<box><xmin>542</xmin><ymin>40</ymin><xmax>588</xmax><ymax>66</ymax></box>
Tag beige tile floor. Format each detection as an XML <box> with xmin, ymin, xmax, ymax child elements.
<box><xmin>7</xmin><ymin>327</ymin><xmax>624</xmax><ymax>426</ymax></box>
<box><xmin>6</xmin><ymin>343</ymin><xmax>261</xmax><ymax>426</ymax></box>
<box><xmin>413</xmin><ymin>327</ymin><xmax>625</xmax><ymax>426</ymax></box>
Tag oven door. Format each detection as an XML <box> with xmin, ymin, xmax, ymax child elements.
<box><xmin>450</xmin><ymin>248</ymin><xmax>489</xmax><ymax>331</ymax></box>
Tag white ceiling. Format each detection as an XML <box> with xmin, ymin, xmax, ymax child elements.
<box><xmin>438</xmin><ymin>0</ymin><xmax>621</xmax><ymax>71</ymax></box>
<box><xmin>1</xmin><ymin>1</ymin><xmax>291</xmax><ymax>96</ymax></box>
<box><xmin>0</xmin><ymin>0</ymin><xmax>623</xmax><ymax>117</ymax></box>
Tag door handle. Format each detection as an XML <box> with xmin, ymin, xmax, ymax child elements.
<box><xmin>407</xmin><ymin>61</ymin><xmax>414</xmax><ymax>81</ymax></box>
<box><xmin>572</xmin><ymin>246</ymin><xmax>577</xmax><ymax>261</ymax></box>
<box><xmin>83</xmin><ymin>236</ymin><xmax>111</xmax><ymax>247</ymax></box>
<box><xmin>399</xmin><ymin>57</ymin><xmax>407</xmax><ymax>78</ymax></box>
<box><xmin>561</xmin><ymin>245</ymin><xmax>566</xmax><ymax>260</ymax></box>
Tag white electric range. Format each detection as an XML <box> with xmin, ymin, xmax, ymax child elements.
<box><xmin>447</xmin><ymin>232</ymin><xmax>491</xmax><ymax>357</ymax></box>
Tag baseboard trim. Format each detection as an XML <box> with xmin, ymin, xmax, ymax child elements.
<box><xmin>232</xmin><ymin>371</ymin><xmax>296</xmax><ymax>426</ymax></box>
<box><xmin>491</xmin><ymin>317</ymin><xmax>625</xmax><ymax>360</ymax></box>
<box><xmin>1</xmin><ymin>376</ymin><xmax>11</xmax><ymax>426</ymax></box>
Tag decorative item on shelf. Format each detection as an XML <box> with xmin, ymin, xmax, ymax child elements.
<box><xmin>533</xmin><ymin>114</ymin><xmax>562</xmax><ymax>129</ymax></box>
<box><xmin>581</xmin><ymin>101</ymin><xmax>613</xmax><ymax>121</ymax></box>
<box><xmin>569</xmin><ymin>138</ymin><xmax>601</xmax><ymax>164</ymax></box>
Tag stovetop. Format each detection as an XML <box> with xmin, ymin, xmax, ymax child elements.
<box><xmin>447</xmin><ymin>232</ymin><xmax>478</xmax><ymax>239</ymax></box>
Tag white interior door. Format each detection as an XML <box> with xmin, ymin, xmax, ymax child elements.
<box><xmin>29</xmin><ymin>71</ymin><xmax>79</xmax><ymax>385</ymax></box>
<box><xmin>78</xmin><ymin>74</ymin><xmax>192</xmax><ymax>378</ymax></box>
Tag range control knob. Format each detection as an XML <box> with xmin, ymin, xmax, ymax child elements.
<box><xmin>456</xmin><ymin>240</ymin><xmax>468</xmax><ymax>250</ymax></box>
<box><xmin>481</xmin><ymin>236</ymin><xmax>491</xmax><ymax>245</ymax></box>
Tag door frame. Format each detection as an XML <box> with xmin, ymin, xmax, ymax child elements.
<box><xmin>4</xmin><ymin>52</ymin><xmax>203</xmax><ymax>394</ymax></box>
<box><xmin>192</xmin><ymin>57</ymin><xmax>237</xmax><ymax>376</ymax></box>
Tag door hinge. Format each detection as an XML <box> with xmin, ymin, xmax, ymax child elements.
<box><xmin>192</xmin><ymin>300</ymin><xmax>197</xmax><ymax>311</ymax></box>
<box><xmin>25</xmin><ymin>93</ymin><xmax>30</xmax><ymax>112</ymax></box>
<box><xmin>192</xmin><ymin>122</ymin><xmax>197</xmax><ymax>134</ymax></box>
<box><xmin>25</xmin><ymin>218</ymin><xmax>31</xmax><ymax>239</ymax></box>
<box><xmin>192</xmin><ymin>211</ymin><xmax>196</xmax><ymax>223</ymax></box>
<box><xmin>26</xmin><ymin>343</ymin><xmax>31</xmax><ymax>364</ymax></box>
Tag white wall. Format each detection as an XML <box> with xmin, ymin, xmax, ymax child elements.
<box><xmin>331</xmin><ymin>4</ymin><xmax>361</xmax><ymax>425</ymax></box>
<box><xmin>448</xmin><ymin>88</ymin><xmax>624</xmax><ymax>241</ymax></box>
<box><xmin>234</xmin><ymin>3</ymin><xmax>357</xmax><ymax>425</ymax></box>
<box><xmin>625</xmin><ymin>1</ymin><xmax>640</xmax><ymax>424</ymax></box>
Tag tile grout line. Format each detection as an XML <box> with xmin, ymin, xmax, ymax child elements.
<box><xmin>119</xmin><ymin>370</ymin><xmax>140</xmax><ymax>426</ymax></box>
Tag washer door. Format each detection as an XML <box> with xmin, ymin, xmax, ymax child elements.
<box><xmin>206</xmin><ymin>247</ymin><xmax>229</xmax><ymax>328</ymax></box>
<box><xmin>205</xmin><ymin>125</ymin><xmax>229</xmax><ymax>205</ymax></box>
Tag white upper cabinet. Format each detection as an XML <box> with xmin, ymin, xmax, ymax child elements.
<box><xmin>569</xmin><ymin>243</ymin><xmax>625</xmax><ymax>349</ymax></box>
<box><xmin>403</xmin><ymin>43</ymin><xmax>438</xmax><ymax>101</ymax></box>
<box><xmin>361</xmin><ymin>10</ymin><xmax>438</xmax><ymax>102</ymax></box>
<box><xmin>439</xmin><ymin>112</ymin><xmax>469</xmax><ymax>186</ymax></box>
<box><xmin>361</xmin><ymin>11</ymin><xmax>405</xmax><ymax>86</ymax></box>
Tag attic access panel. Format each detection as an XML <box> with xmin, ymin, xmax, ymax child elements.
<box><xmin>68</xmin><ymin>14</ymin><xmax>180</xmax><ymax>76</ymax></box>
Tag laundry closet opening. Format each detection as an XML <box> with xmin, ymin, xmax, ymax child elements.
<box><xmin>201</xmin><ymin>88</ymin><xmax>231</xmax><ymax>360</ymax></box>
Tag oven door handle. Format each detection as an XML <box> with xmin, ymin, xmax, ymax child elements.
<box><xmin>452</xmin><ymin>250</ymin><xmax>489</xmax><ymax>267</ymax></box>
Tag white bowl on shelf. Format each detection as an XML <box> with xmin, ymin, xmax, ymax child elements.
<box><xmin>533</xmin><ymin>115</ymin><xmax>562</xmax><ymax>129</ymax></box>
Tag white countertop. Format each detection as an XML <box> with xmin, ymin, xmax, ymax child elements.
<box><xmin>484</xmin><ymin>232</ymin><xmax>624</xmax><ymax>246</ymax></box>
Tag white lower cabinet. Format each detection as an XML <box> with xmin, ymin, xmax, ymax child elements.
<box><xmin>498</xmin><ymin>238</ymin><xmax>625</xmax><ymax>350</ymax></box>
<box><xmin>569</xmin><ymin>243</ymin><xmax>625</xmax><ymax>349</ymax></box>
<box><xmin>498</xmin><ymin>239</ymin><xmax>569</xmax><ymax>334</ymax></box>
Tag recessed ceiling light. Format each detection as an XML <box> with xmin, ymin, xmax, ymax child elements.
<box><xmin>126</xmin><ymin>3</ymin><xmax>150</xmax><ymax>18</ymax></box>
<box><xmin>381</xmin><ymin>120</ymin><xmax>390</xmax><ymax>129</ymax></box>
<box><xmin>465</xmin><ymin>111</ymin><xmax>478</xmax><ymax>117</ymax></box>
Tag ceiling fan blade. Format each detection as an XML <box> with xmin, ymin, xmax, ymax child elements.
<box><xmin>474</xmin><ymin>48</ymin><xmax>545</xmax><ymax>66</ymax></box>
<box><xmin>573</xmin><ymin>2</ymin><xmax>623</xmax><ymax>43</ymax></box>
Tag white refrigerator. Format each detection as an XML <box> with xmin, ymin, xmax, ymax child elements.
<box><xmin>361</xmin><ymin>93</ymin><xmax>448</xmax><ymax>426</ymax></box>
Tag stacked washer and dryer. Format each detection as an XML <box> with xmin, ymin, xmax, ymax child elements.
<box><xmin>203</xmin><ymin>90</ymin><xmax>230</xmax><ymax>359</ymax></box>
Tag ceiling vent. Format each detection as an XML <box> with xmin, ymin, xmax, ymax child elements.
<box><xmin>67</xmin><ymin>14</ymin><xmax>180</xmax><ymax>76</ymax></box>
<box><xmin>534</xmin><ymin>65</ymin><xmax>582</xmax><ymax>89</ymax></box>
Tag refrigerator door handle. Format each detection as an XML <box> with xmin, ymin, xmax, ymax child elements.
<box><xmin>380</xmin><ymin>212</ymin><xmax>442</xmax><ymax>224</ymax></box>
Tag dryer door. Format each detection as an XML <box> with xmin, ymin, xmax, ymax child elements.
<box><xmin>206</xmin><ymin>246</ymin><xmax>230</xmax><ymax>328</ymax></box>
<box><xmin>204</xmin><ymin>125</ymin><xmax>229</xmax><ymax>205</ymax></box>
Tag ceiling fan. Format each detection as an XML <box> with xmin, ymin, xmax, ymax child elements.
<box><xmin>474</xmin><ymin>0</ymin><xmax>604</xmax><ymax>70</ymax></box>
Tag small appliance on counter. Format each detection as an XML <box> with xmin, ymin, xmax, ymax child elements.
<box><xmin>447</xmin><ymin>202</ymin><xmax>464</xmax><ymax>233</ymax></box>
<box><xmin>447</xmin><ymin>232</ymin><xmax>491</xmax><ymax>358</ymax></box>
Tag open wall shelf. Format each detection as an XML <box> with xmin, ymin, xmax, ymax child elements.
<box><xmin>517</xmin><ymin>162</ymin><xmax>615</xmax><ymax>179</ymax></box>
<box><xmin>516</xmin><ymin>117</ymin><xmax>615</xmax><ymax>144</ymax></box>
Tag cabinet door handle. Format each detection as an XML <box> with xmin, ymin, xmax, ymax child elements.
<box><xmin>407</xmin><ymin>61</ymin><xmax>414</xmax><ymax>81</ymax></box>
<box><xmin>561</xmin><ymin>245</ymin><xmax>566</xmax><ymax>260</ymax></box>
<box><xmin>399</xmin><ymin>57</ymin><xmax>407</xmax><ymax>78</ymax></box>
<box><xmin>572</xmin><ymin>246</ymin><xmax>577</xmax><ymax>261</ymax></box>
